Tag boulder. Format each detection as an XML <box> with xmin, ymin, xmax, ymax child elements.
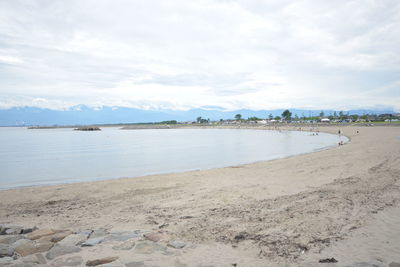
<box><xmin>0</xmin><ymin>256</ymin><xmax>14</xmax><ymax>265</ymax></box>
<box><xmin>133</xmin><ymin>241</ymin><xmax>168</xmax><ymax>254</ymax></box>
<box><xmin>45</xmin><ymin>245</ymin><xmax>81</xmax><ymax>260</ymax></box>
<box><xmin>21</xmin><ymin>253</ymin><xmax>47</xmax><ymax>264</ymax></box>
<box><xmin>38</xmin><ymin>230</ymin><xmax>72</xmax><ymax>243</ymax></box>
<box><xmin>103</xmin><ymin>231</ymin><xmax>142</xmax><ymax>242</ymax></box>
<box><xmin>26</xmin><ymin>229</ymin><xmax>62</xmax><ymax>240</ymax></box>
<box><xmin>112</xmin><ymin>240</ymin><xmax>135</xmax><ymax>250</ymax></box>
<box><xmin>0</xmin><ymin>235</ymin><xmax>25</xmax><ymax>245</ymax></box>
<box><xmin>89</xmin><ymin>229</ymin><xmax>109</xmax><ymax>239</ymax></box>
<box><xmin>86</xmin><ymin>256</ymin><xmax>119</xmax><ymax>266</ymax></box>
<box><xmin>57</xmin><ymin>234</ymin><xmax>87</xmax><ymax>247</ymax></box>
<box><xmin>14</xmin><ymin>239</ymin><xmax>54</xmax><ymax>257</ymax></box>
<box><xmin>168</xmin><ymin>240</ymin><xmax>186</xmax><ymax>249</ymax></box>
<box><xmin>81</xmin><ymin>237</ymin><xmax>105</xmax><ymax>247</ymax></box>
<box><xmin>50</xmin><ymin>255</ymin><xmax>83</xmax><ymax>267</ymax></box>
<box><xmin>0</xmin><ymin>243</ymin><xmax>14</xmax><ymax>257</ymax></box>
<box><xmin>125</xmin><ymin>262</ymin><xmax>145</xmax><ymax>267</ymax></box>
<box><xmin>0</xmin><ymin>224</ymin><xmax>23</xmax><ymax>235</ymax></box>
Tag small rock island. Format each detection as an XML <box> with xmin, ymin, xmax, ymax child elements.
<box><xmin>74</xmin><ymin>127</ymin><xmax>101</xmax><ymax>131</ymax></box>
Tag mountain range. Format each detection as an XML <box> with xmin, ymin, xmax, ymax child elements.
<box><xmin>0</xmin><ymin>105</ymin><xmax>395</xmax><ymax>126</ymax></box>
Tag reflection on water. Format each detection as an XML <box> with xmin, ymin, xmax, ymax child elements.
<box><xmin>0</xmin><ymin>127</ymin><xmax>344</xmax><ymax>189</ymax></box>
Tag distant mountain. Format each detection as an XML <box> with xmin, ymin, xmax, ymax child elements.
<box><xmin>0</xmin><ymin>105</ymin><xmax>395</xmax><ymax>126</ymax></box>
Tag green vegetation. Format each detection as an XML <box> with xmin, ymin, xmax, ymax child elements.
<box><xmin>281</xmin><ymin>109</ymin><xmax>292</xmax><ymax>121</ymax></box>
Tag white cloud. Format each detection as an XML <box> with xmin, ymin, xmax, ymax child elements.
<box><xmin>0</xmin><ymin>0</ymin><xmax>399</xmax><ymax>111</ymax></box>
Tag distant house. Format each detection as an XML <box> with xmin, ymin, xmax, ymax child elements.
<box><xmin>321</xmin><ymin>118</ymin><xmax>330</xmax><ymax>123</ymax></box>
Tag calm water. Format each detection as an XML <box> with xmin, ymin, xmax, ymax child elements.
<box><xmin>0</xmin><ymin>127</ymin><xmax>345</xmax><ymax>189</ymax></box>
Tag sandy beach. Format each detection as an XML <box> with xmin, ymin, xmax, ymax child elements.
<box><xmin>1</xmin><ymin>125</ymin><xmax>400</xmax><ymax>266</ymax></box>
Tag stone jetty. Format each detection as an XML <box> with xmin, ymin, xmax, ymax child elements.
<box><xmin>0</xmin><ymin>224</ymin><xmax>187</xmax><ymax>267</ymax></box>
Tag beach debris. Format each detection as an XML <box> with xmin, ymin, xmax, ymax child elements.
<box><xmin>45</xmin><ymin>245</ymin><xmax>82</xmax><ymax>260</ymax></box>
<box><xmin>168</xmin><ymin>240</ymin><xmax>186</xmax><ymax>249</ymax></box>
<box><xmin>319</xmin><ymin>257</ymin><xmax>338</xmax><ymax>263</ymax></box>
<box><xmin>86</xmin><ymin>256</ymin><xmax>119</xmax><ymax>266</ymax></box>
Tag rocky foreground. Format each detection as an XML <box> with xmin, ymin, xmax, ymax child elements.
<box><xmin>0</xmin><ymin>224</ymin><xmax>188</xmax><ymax>267</ymax></box>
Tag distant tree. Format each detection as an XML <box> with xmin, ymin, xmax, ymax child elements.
<box><xmin>274</xmin><ymin>116</ymin><xmax>281</xmax><ymax>121</ymax></box>
<box><xmin>351</xmin><ymin>114</ymin><xmax>359</xmax><ymax>121</ymax></box>
<box><xmin>333</xmin><ymin>111</ymin><xmax>337</xmax><ymax>118</ymax></box>
<box><xmin>196</xmin><ymin>116</ymin><xmax>202</xmax><ymax>123</ymax></box>
<box><xmin>268</xmin><ymin>113</ymin><xmax>273</xmax><ymax>120</ymax></box>
<box><xmin>339</xmin><ymin>111</ymin><xmax>344</xmax><ymax>120</ymax></box>
<box><xmin>281</xmin><ymin>109</ymin><xmax>292</xmax><ymax>121</ymax></box>
<box><xmin>235</xmin><ymin>114</ymin><xmax>242</xmax><ymax>120</ymax></box>
<box><xmin>248</xmin><ymin>116</ymin><xmax>261</xmax><ymax>121</ymax></box>
<box><xmin>319</xmin><ymin>111</ymin><xmax>325</xmax><ymax>118</ymax></box>
<box><xmin>294</xmin><ymin>114</ymin><xmax>299</xmax><ymax>120</ymax></box>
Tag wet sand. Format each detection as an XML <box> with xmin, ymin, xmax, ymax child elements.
<box><xmin>0</xmin><ymin>125</ymin><xmax>399</xmax><ymax>266</ymax></box>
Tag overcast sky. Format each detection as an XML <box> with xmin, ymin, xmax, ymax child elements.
<box><xmin>0</xmin><ymin>0</ymin><xmax>399</xmax><ymax>111</ymax></box>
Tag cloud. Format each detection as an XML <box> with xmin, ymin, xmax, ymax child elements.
<box><xmin>0</xmin><ymin>0</ymin><xmax>399</xmax><ymax>111</ymax></box>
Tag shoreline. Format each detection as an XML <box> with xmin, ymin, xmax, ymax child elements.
<box><xmin>0</xmin><ymin>127</ymin><xmax>347</xmax><ymax>192</ymax></box>
<box><xmin>1</xmin><ymin>125</ymin><xmax>399</xmax><ymax>266</ymax></box>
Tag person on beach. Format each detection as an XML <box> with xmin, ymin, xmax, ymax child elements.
<box><xmin>338</xmin><ymin>129</ymin><xmax>341</xmax><ymax>135</ymax></box>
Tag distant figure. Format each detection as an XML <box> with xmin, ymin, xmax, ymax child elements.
<box><xmin>357</xmin><ymin>130</ymin><xmax>359</xmax><ymax>133</ymax></box>
<box><xmin>338</xmin><ymin>129</ymin><xmax>341</xmax><ymax>135</ymax></box>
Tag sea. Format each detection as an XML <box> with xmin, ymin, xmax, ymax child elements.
<box><xmin>0</xmin><ymin>127</ymin><xmax>346</xmax><ymax>189</ymax></box>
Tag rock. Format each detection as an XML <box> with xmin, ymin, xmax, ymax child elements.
<box><xmin>86</xmin><ymin>256</ymin><xmax>119</xmax><ymax>266</ymax></box>
<box><xmin>26</xmin><ymin>229</ymin><xmax>62</xmax><ymax>240</ymax></box>
<box><xmin>0</xmin><ymin>235</ymin><xmax>25</xmax><ymax>245</ymax></box>
<box><xmin>14</xmin><ymin>240</ymin><xmax>54</xmax><ymax>257</ymax></box>
<box><xmin>0</xmin><ymin>256</ymin><xmax>14</xmax><ymax>265</ymax></box>
<box><xmin>50</xmin><ymin>255</ymin><xmax>83</xmax><ymax>267</ymax></box>
<box><xmin>89</xmin><ymin>229</ymin><xmax>109</xmax><ymax>239</ymax></box>
<box><xmin>112</xmin><ymin>240</ymin><xmax>135</xmax><ymax>250</ymax></box>
<box><xmin>319</xmin><ymin>257</ymin><xmax>338</xmax><ymax>263</ymax></box>
<box><xmin>390</xmin><ymin>263</ymin><xmax>400</xmax><ymax>267</ymax></box>
<box><xmin>144</xmin><ymin>232</ymin><xmax>164</xmax><ymax>242</ymax></box>
<box><xmin>103</xmin><ymin>231</ymin><xmax>143</xmax><ymax>242</ymax></box>
<box><xmin>0</xmin><ymin>243</ymin><xmax>15</xmax><ymax>257</ymax></box>
<box><xmin>168</xmin><ymin>240</ymin><xmax>186</xmax><ymax>249</ymax></box>
<box><xmin>0</xmin><ymin>224</ymin><xmax>23</xmax><ymax>235</ymax></box>
<box><xmin>11</xmin><ymin>239</ymin><xmax>31</xmax><ymax>249</ymax></box>
<box><xmin>38</xmin><ymin>230</ymin><xmax>72</xmax><ymax>243</ymax></box>
<box><xmin>21</xmin><ymin>227</ymin><xmax>37</xmax><ymax>235</ymax></box>
<box><xmin>5</xmin><ymin>228</ymin><xmax>23</xmax><ymax>235</ymax></box>
<box><xmin>21</xmin><ymin>253</ymin><xmax>47</xmax><ymax>264</ymax></box>
<box><xmin>134</xmin><ymin>241</ymin><xmax>168</xmax><ymax>254</ymax></box>
<box><xmin>125</xmin><ymin>262</ymin><xmax>145</xmax><ymax>267</ymax></box>
<box><xmin>45</xmin><ymin>245</ymin><xmax>81</xmax><ymax>260</ymax></box>
<box><xmin>81</xmin><ymin>237</ymin><xmax>105</xmax><ymax>247</ymax></box>
<box><xmin>57</xmin><ymin>234</ymin><xmax>88</xmax><ymax>247</ymax></box>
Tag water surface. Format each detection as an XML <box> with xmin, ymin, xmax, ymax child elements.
<box><xmin>0</xmin><ymin>127</ymin><xmax>345</xmax><ymax>189</ymax></box>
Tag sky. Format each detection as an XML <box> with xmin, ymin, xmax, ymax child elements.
<box><xmin>0</xmin><ymin>0</ymin><xmax>399</xmax><ymax>111</ymax></box>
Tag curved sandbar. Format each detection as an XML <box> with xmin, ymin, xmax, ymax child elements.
<box><xmin>0</xmin><ymin>125</ymin><xmax>399</xmax><ymax>266</ymax></box>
